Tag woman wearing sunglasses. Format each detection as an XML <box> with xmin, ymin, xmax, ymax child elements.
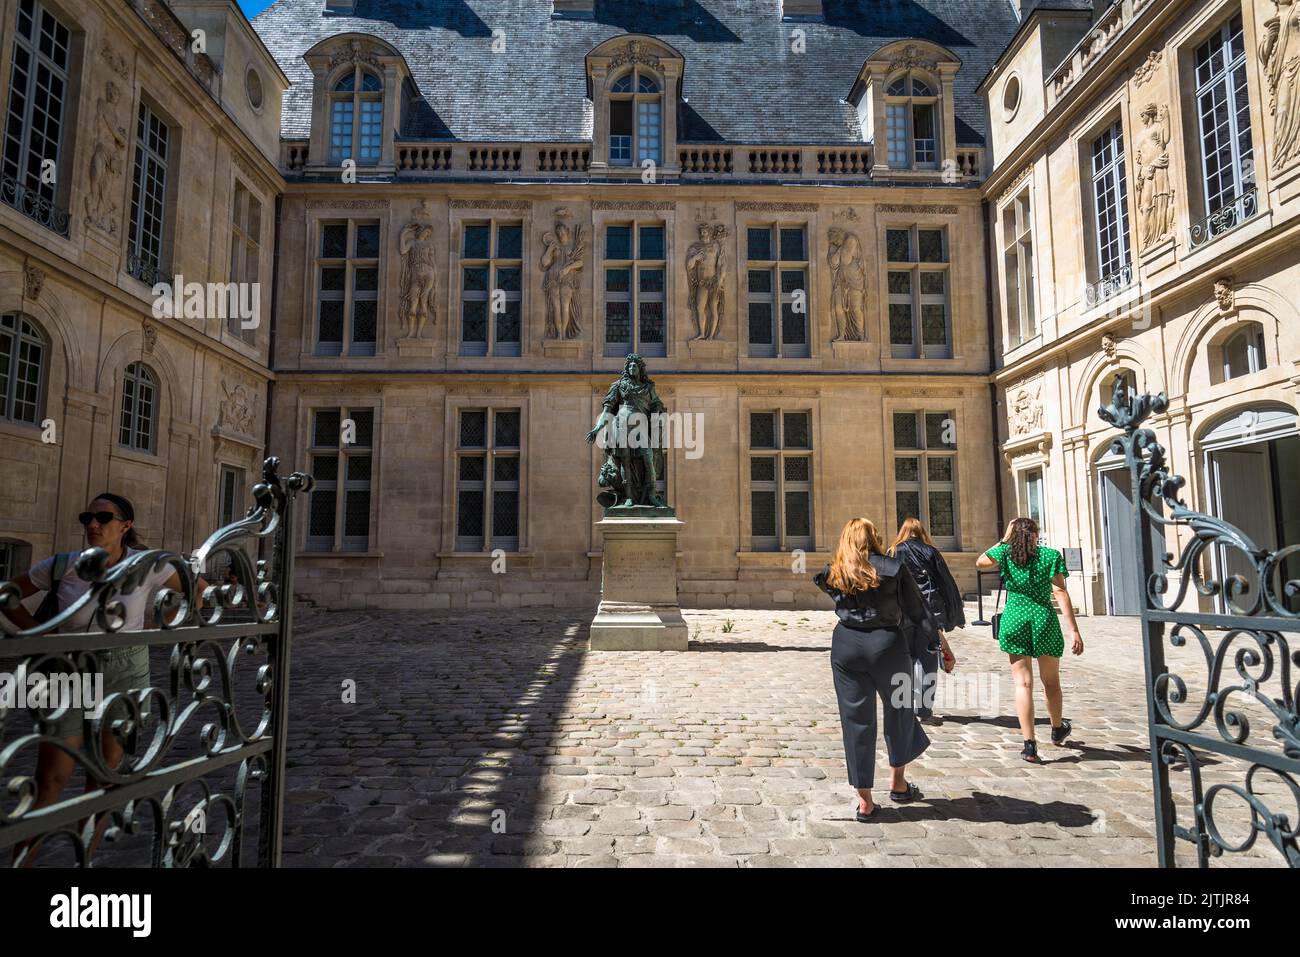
<box><xmin>4</xmin><ymin>493</ymin><xmax>203</xmax><ymax>858</ymax></box>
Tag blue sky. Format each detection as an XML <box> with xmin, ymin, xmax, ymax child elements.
<box><xmin>239</xmin><ymin>0</ymin><xmax>275</xmax><ymax>18</ymax></box>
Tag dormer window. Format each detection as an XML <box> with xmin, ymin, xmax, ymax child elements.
<box><xmin>330</xmin><ymin>69</ymin><xmax>383</xmax><ymax>165</ymax></box>
<box><xmin>886</xmin><ymin>72</ymin><xmax>939</xmax><ymax>168</ymax></box>
<box><xmin>609</xmin><ymin>70</ymin><xmax>661</xmax><ymax>166</ymax></box>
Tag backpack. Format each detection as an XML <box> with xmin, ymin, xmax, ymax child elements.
<box><xmin>34</xmin><ymin>552</ymin><xmax>74</xmax><ymax>624</ymax></box>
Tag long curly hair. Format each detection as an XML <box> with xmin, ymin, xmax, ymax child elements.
<box><xmin>1002</xmin><ymin>517</ymin><xmax>1039</xmax><ymax>568</ymax></box>
<box><xmin>827</xmin><ymin>518</ymin><xmax>885</xmax><ymax>593</ymax></box>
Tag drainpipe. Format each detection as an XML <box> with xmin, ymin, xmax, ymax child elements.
<box><xmin>982</xmin><ymin>200</ymin><xmax>1006</xmax><ymax>536</ymax></box>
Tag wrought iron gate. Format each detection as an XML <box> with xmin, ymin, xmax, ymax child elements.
<box><xmin>1100</xmin><ymin>384</ymin><xmax>1298</xmax><ymax>867</ymax></box>
<box><xmin>0</xmin><ymin>458</ymin><xmax>312</xmax><ymax>867</ymax></box>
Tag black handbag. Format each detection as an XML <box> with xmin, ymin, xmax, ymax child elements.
<box><xmin>990</xmin><ymin>575</ymin><xmax>1005</xmax><ymax>643</ymax></box>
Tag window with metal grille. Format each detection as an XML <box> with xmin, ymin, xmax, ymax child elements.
<box><xmin>315</xmin><ymin>220</ymin><xmax>379</xmax><ymax>356</ymax></box>
<box><xmin>0</xmin><ymin>311</ymin><xmax>46</xmax><ymax>425</ymax></box>
<box><xmin>455</xmin><ymin>408</ymin><xmax>521</xmax><ymax>551</ymax></box>
<box><xmin>329</xmin><ymin>69</ymin><xmax>383</xmax><ymax>165</ymax></box>
<box><xmin>461</xmin><ymin>221</ymin><xmax>522</xmax><ymax>356</ymax></box>
<box><xmin>747</xmin><ymin>225</ymin><xmax>809</xmax><ymax>358</ymax></box>
<box><xmin>1090</xmin><ymin>120</ymin><xmax>1131</xmax><ymax>284</ymax></box>
<box><xmin>748</xmin><ymin>410</ymin><xmax>813</xmax><ymax>552</ymax></box>
<box><xmin>885</xmin><ymin>72</ymin><xmax>939</xmax><ymax>169</ymax></box>
<box><xmin>604</xmin><ymin>224</ymin><xmax>666</xmax><ymax>357</ymax></box>
<box><xmin>892</xmin><ymin>411</ymin><xmax>958</xmax><ymax>549</ymax></box>
<box><xmin>886</xmin><ymin>226</ymin><xmax>950</xmax><ymax>359</ymax></box>
<box><xmin>229</xmin><ymin>180</ymin><xmax>262</xmax><ymax>341</ymax></box>
<box><xmin>306</xmin><ymin>406</ymin><xmax>373</xmax><ymax>552</ymax></box>
<box><xmin>2</xmin><ymin>0</ymin><xmax>70</xmax><ymax>235</ymax></box>
<box><xmin>1194</xmin><ymin>14</ymin><xmax>1255</xmax><ymax>216</ymax></box>
<box><xmin>128</xmin><ymin>103</ymin><xmax>171</xmax><ymax>285</ymax></box>
<box><xmin>118</xmin><ymin>361</ymin><xmax>158</xmax><ymax>453</ymax></box>
<box><xmin>1002</xmin><ymin>191</ymin><xmax>1036</xmax><ymax>345</ymax></box>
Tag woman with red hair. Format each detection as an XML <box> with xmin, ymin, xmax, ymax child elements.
<box><xmin>815</xmin><ymin>517</ymin><xmax>937</xmax><ymax>821</ymax></box>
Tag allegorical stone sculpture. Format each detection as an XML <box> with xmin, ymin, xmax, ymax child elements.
<box><xmin>1134</xmin><ymin>104</ymin><xmax>1176</xmax><ymax>248</ymax></box>
<box><xmin>827</xmin><ymin>227</ymin><xmax>867</xmax><ymax>341</ymax></box>
<box><xmin>686</xmin><ymin>222</ymin><xmax>727</xmax><ymax>339</ymax></box>
<box><xmin>586</xmin><ymin>354</ymin><xmax>668</xmax><ymax>509</ymax></box>
<box><xmin>85</xmin><ymin>81</ymin><xmax>127</xmax><ymax>234</ymax></box>
<box><xmin>398</xmin><ymin>202</ymin><xmax>437</xmax><ymax>338</ymax></box>
<box><xmin>1261</xmin><ymin>0</ymin><xmax>1300</xmax><ymax>170</ymax></box>
<box><xmin>541</xmin><ymin>221</ymin><xmax>586</xmax><ymax>338</ymax></box>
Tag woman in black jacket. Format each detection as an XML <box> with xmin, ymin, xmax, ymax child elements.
<box><xmin>814</xmin><ymin>517</ymin><xmax>936</xmax><ymax>821</ymax></box>
<box><xmin>890</xmin><ymin>518</ymin><xmax>962</xmax><ymax>725</ymax></box>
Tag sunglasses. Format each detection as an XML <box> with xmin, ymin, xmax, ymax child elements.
<box><xmin>79</xmin><ymin>511</ymin><xmax>125</xmax><ymax>526</ymax></box>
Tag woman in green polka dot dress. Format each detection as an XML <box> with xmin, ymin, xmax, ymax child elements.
<box><xmin>976</xmin><ymin>517</ymin><xmax>1084</xmax><ymax>763</ymax></box>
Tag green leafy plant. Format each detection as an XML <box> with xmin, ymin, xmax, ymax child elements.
<box><xmin>721</xmin><ymin>619</ymin><xmax>735</xmax><ymax>633</ymax></box>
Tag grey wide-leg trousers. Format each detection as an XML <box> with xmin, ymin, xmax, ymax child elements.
<box><xmin>830</xmin><ymin>623</ymin><xmax>930</xmax><ymax>789</ymax></box>
<box><xmin>909</xmin><ymin>626</ymin><xmax>941</xmax><ymax>718</ymax></box>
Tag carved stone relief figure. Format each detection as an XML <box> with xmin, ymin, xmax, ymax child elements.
<box><xmin>541</xmin><ymin>221</ymin><xmax>586</xmax><ymax>339</ymax></box>
<box><xmin>1260</xmin><ymin>0</ymin><xmax>1300</xmax><ymax>170</ymax></box>
<box><xmin>686</xmin><ymin>222</ymin><xmax>727</xmax><ymax>340</ymax></box>
<box><xmin>1010</xmin><ymin>382</ymin><xmax>1043</xmax><ymax>436</ymax></box>
<box><xmin>218</xmin><ymin>380</ymin><xmax>255</xmax><ymax>435</ymax></box>
<box><xmin>1215</xmin><ymin>276</ymin><xmax>1236</xmax><ymax>313</ymax></box>
<box><xmin>85</xmin><ymin>82</ymin><xmax>127</xmax><ymax>234</ymax></box>
<box><xmin>826</xmin><ymin>227</ymin><xmax>866</xmax><ymax>342</ymax></box>
<box><xmin>1134</xmin><ymin>104</ymin><xmax>1175</xmax><ymax>248</ymax></box>
<box><xmin>23</xmin><ymin>265</ymin><xmax>44</xmax><ymax>300</ymax></box>
<box><xmin>398</xmin><ymin>202</ymin><xmax>438</xmax><ymax>338</ymax></box>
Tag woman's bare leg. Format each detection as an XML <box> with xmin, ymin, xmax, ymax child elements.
<box><xmin>1009</xmin><ymin>655</ymin><xmax>1036</xmax><ymax>741</ymax></box>
<box><xmin>1038</xmin><ymin>655</ymin><xmax>1064</xmax><ymax>727</ymax></box>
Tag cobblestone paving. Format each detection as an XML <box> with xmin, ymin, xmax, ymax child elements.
<box><xmin>277</xmin><ymin>607</ymin><xmax>1281</xmax><ymax>868</ymax></box>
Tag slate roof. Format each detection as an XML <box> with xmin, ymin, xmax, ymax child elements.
<box><xmin>252</xmin><ymin>0</ymin><xmax>1027</xmax><ymax>146</ymax></box>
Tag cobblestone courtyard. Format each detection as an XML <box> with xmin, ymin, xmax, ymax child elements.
<box><xmin>276</xmin><ymin>606</ymin><xmax>1278</xmax><ymax>868</ymax></box>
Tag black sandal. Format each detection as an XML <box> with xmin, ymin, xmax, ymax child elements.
<box><xmin>889</xmin><ymin>782</ymin><xmax>924</xmax><ymax>803</ymax></box>
<box><xmin>855</xmin><ymin>803</ymin><xmax>880</xmax><ymax>822</ymax></box>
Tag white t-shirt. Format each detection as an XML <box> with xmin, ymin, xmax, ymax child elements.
<box><xmin>28</xmin><ymin>549</ymin><xmax>176</xmax><ymax>633</ymax></box>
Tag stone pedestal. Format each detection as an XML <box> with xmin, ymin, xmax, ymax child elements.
<box><xmin>395</xmin><ymin>337</ymin><xmax>437</xmax><ymax>357</ymax></box>
<box><xmin>589</xmin><ymin>506</ymin><xmax>687</xmax><ymax>651</ymax></box>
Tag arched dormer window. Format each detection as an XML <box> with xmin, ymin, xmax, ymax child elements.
<box><xmin>886</xmin><ymin>71</ymin><xmax>939</xmax><ymax>168</ymax></box>
<box><xmin>848</xmin><ymin>41</ymin><xmax>960</xmax><ymax>177</ymax></box>
<box><xmin>330</xmin><ymin>68</ymin><xmax>383</xmax><ymax>165</ymax></box>
<box><xmin>608</xmin><ymin>70</ymin><xmax>661</xmax><ymax>166</ymax></box>
<box><xmin>585</xmin><ymin>36</ymin><xmax>683</xmax><ymax>177</ymax></box>
<box><xmin>1219</xmin><ymin>322</ymin><xmax>1266</xmax><ymax>382</ymax></box>
<box><xmin>1100</xmin><ymin>367</ymin><xmax>1137</xmax><ymax>410</ymax></box>
<box><xmin>303</xmin><ymin>34</ymin><xmax>414</xmax><ymax>174</ymax></box>
<box><xmin>119</xmin><ymin>361</ymin><xmax>159</xmax><ymax>454</ymax></box>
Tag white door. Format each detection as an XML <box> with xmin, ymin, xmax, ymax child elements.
<box><xmin>1208</xmin><ymin>446</ymin><xmax>1277</xmax><ymax>611</ymax></box>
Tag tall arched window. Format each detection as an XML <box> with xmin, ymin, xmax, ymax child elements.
<box><xmin>329</xmin><ymin>69</ymin><xmax>383</xmax><ymax>165</ymax></box>
<box><xmin>0</xmin><ymin>311</ymin><xmax>46</xmax><ymax>425</ymax></box>
<box><xmin>609</xmin><ymin>70</ymin><xmax>661</xmax><ymax>166</ymax></box>
<box><xmin>119</xmin><ymin>361</ymin><xmax>158</xmax><ymax>453</ymax></box>
<box><xmin>886</xmin><ymin>72</ymin><xmax>939</xmax><ymax>169</ymax></box>
<box><xmin>1100</xmin><ymin>367</ymin><xmax>1137</xmax><ymax>409</ymax></box>
<box><xmin>1221</xmin><ymin>322</ymin><xmax>1266</xmax><ymax>381</ymax></box>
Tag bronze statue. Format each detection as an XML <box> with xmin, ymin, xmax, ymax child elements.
<box><xmin>586</xmin><ymin>354</ymin><xmax>668</xmax><ymax>509</ymax></box>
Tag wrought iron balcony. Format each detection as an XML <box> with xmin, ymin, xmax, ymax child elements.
<box><xmin>0</xmin><ymin>172</ymin><xmax>70</xmax><ymax>238</ymax></box>
<box><xmin>1084</xmin><ymin>263</ymin><xmax>1134</xmax><ymax>308</ymax></box>
<box><xmin>127</xmin><ymin>251</ymin><xmax>167</xmax><ymax>287</ymax></box>
<box><xmin>1187</xmin><ymin>189</ymin><xmax>1259</xmax><ymax>251</ymax></box>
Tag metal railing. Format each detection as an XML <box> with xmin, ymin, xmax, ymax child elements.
<box><xmin>1084</xmin><ymin>263</ymin><xmax>1134</xmax><ymax>308</ymax></box>
<box><xmin>0</xmin><ymin>458</ymin><xmax>312</xmax><ymax>867</ymax></box>
<box><xmin>1100</xmin><ymin>382</ymin><xmax>1299</xmax><ymax>867</ymax></box>
<box><xmin>1187</xmin><ymin>189</ymin><xmax>1259</xmax><ymax>252</ymax></box>
<box><xmin>0</xmin><ymin>173</ymin><xmax>70</xmax><ymax>238</ymax></box>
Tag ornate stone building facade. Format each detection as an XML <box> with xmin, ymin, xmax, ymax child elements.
<box><xmin>984</xmin><ymin>0</ymin><xmax>1300</xmax><ymax>616</ymax></box>
<box><xmin>0</xmin><ymin>0</ymin><xmax>283</xmax><ymax>578</ymax></box>
<box><xmin>256</xmin><ymin>0</ymin><xmax>1013</xmax><ymax>610</ymax></box>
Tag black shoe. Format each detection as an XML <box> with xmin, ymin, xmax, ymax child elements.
<box><xmin>1022</xmin><ymin>740</ymin><xmax>1042</xmax><ymax>763</ymax></box>
<box><xmin>855</xmin><ymin>803</ymin><xmax>880</xmax><ymax>822</ymax></box>
<box><xmin>1051</xmin><ymin>719</ymin><xmax>1073</xmax><ymax>746</ymax></box>
<box><xmin>889</xmin><ymin>782</ymin><xmax>925</xmax><ymax>803</ymax></box>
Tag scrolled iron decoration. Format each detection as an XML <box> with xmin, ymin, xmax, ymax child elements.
<box><xmin>0</xmin><ymin>457</ymin><xmax>310</xmax><ymax>867</ymax></box>
<box><xmin>1102</xmin><ymin>381</ymin><xmax>1299</xmax><ymax>867</ymax></box>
